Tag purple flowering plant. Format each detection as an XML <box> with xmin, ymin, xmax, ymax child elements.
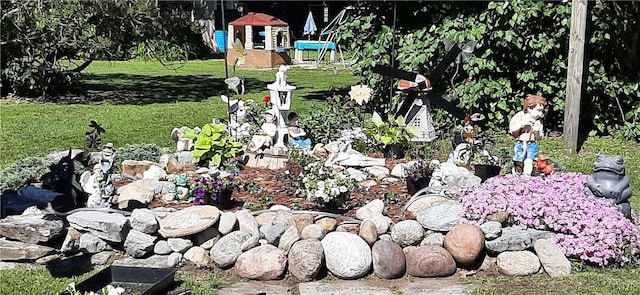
<box><xmin>404</xmin><ymin>159</ymin><xmax>434</xmax><ymax>182</ymax></box>
<box><xmin>459</xmin><ymin>172</ymin><xmax>640</xmax><ymax>266</ymax></box>
<box><xmin>191</xmin><ymin>174</ymin><xmax>240</xmax><ymax>206</ymax></box>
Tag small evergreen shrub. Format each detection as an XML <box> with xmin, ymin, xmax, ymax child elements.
<box><xmin>116</xmin><ymin>143</ymin><xmax>167</xmax><ymax>163</ymax></box>
<box><xmin>0</xmin><ymin>157</ymin><xmax>52</xmax><ymax>193</ymax></box>
<box><xmin>460</xmin><ymin>173</ymin><xmax>640</xmax><ymax>266</ymax></box>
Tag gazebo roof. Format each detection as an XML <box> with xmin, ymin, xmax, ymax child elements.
<box><xmin>229</xmin><ymin>12</ymin><xmax>288</xmax><ymax>26</ymax></box>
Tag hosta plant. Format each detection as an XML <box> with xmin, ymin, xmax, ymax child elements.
<box><xmin>460</xmin><ymin>173</ymin><xmax>640</xmax><ymax>266</ymax></box>
<box><xmin>364</xmin><ymin>111</ymin><xmax>419</xmax><ymax>149</ymax></box>
<box><xmin>183</xmin><ymin>122</ymin><xmax>243</xmax><ymax>167</ymax></box>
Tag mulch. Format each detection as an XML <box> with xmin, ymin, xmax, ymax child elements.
<box><xmin>145</xmin><ymin>157</ymin><xmax>417</xmax><ymax>224</ymax></box>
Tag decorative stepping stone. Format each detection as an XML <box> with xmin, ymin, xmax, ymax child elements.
<box><xmin>158</xmin><ymin>205</ymin><xmax>220</xmax><ymax>238</ymax></box>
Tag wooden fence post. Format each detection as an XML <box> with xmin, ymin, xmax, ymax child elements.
<box><xmin>563</xmin><ymin>0</ymin><xmax>588</xmax><ymax>154</ymax></box>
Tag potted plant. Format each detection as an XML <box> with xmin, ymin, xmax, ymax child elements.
<box><xmin>470</xmin><ymin>149</ymin><xmax>501</xmax><ymax>183</ymax></box>
<box><xmin>364</xmin><ymin>112</ymin><xmax>419</xmax><ymax>159</ymax></box>
<box><xmin>190</xmin><ymin>173</ymin><xmax>240</xmax><ymax>209</ymax></box>
<box><xmin>404</xmin><ymin>159</ymin><xmax>435</xmax><ymax>195</ymax></box>
<box><xmin>182</xmin><ymin>122</ymin><xmax>244</xmax><ymax>167</ymax></box>
<box><xmin>451</xmin><ymin>114</ymin><xmax>502</xmax><ymax>182</ymax></box>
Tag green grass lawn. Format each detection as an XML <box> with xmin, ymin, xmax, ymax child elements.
<box><xmin>1</xmin><ymin>59</ymin><xmax>640</xmax><ymax>294</ymax></box>
<box><xmin>0</xmin><ymin>266</ymin><xmax>225</xmax><ymax>295</ymax></box>
<box><xmin>0</xmin><ymin>59</ymin><xmax>359</xmax><ymax>168</ymax></box>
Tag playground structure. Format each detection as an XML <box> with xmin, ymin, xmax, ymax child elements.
<box><xmin>294</xmin><ymin>7</ymin><xmax>352</xmax><ymax>67</ymax></box>
<box><xmin>315</xmin><ymin>7</ymin><xmax>347</xmax><ymax>66</ymax></box>
<box><xmin>226</xmin><ymin>12</ymin><xmax>292</xmax><ymax>68</ymax></box>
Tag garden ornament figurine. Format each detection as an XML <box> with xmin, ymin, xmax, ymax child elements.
<box><xmin>221</xmin><ymin>95</ymin><xmax>251</xmax><ymax>139</ymax></box>
<box><xmin>585</xmin><ymin>155</ymin><xmax>633</xmax><ymax>218</ymax></box>
<box><xmin>171</xmin><ymin>126</ymin><xmax>200</xmax><ymax>152</ymax></box>
<box><xmin>273</xmin><ymin>64</ymin><xmax>288</xmax><ymax>88</ymax></box>
<box><xmin>248</xmin><ymin>109</ymin><xmax>278</xmax><ymax>152</ymax></box>
<box><xmin>174</xmin><ymin>174</ymin><xmax>191</xmax><ymax>201</ymax></box>
<box><xmin>287</xmin><ymin>112</ymin><xmax>312</xmax><ymax>148</ymax></box>
<box><xmin>80</xmin><ymin>163</ymin><xmax>103</xmax><ymax>207</ymax></box>
<box><xmin>509</xmin><ymin>94</ymin><xmax>547</xmax><ymax>176</ymax></box>
<box><xmin>267</xmin><ymin>65</ymin><xmax>296</xmax><ymax>147</ymax></box>
<box><xmin>99</xmin><ymin>143</ymin><xmax>116</xmax><ymax>196</ymax></box>
<box><xmin>535</xmin><ymin>154</ymin><xmax>555</xmax><ymax>175</ymax></box>
<box><xmin>85</xmin><ymin>143</ymin><xmax>116</xmax><ymax>207</ymax></box>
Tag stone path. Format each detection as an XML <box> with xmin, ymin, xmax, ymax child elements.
<box><xmin>216</xmin><ymin>279</ymin><xmax>473</xmax><ymax>295</ymax></box>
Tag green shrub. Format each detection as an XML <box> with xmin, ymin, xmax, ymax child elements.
<box><xmin>0</xmin><ymin>157</ymin><xmax>52</xmax><ymax>193</ymax></box>
<box><xmin>299</xmin><ymin>94</ymin><xmax>367</xmax><ymax>145</ymax></box>
<box><xmin>116</xmin><ymin>143</ymin><xmax>167</xmax><ymax>164</ymax></box>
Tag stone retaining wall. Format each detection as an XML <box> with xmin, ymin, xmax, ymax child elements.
<box><xmin>0</xmin><ymin>198</ymin><xmax>572</xmax><ymax>281</ymax></box>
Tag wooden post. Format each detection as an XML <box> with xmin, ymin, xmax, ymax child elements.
<box><xmin>563</xmin><ymin>0</ymin><xmax>588</xmax><ymax>154</ymax></box>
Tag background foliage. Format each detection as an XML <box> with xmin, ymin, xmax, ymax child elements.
<box><xmin>0</xmin><ymin>0</ymin><xmax>206</xmax><ymax>99</ymax></box>
<box><xmin>338</xmin><ymin>1</ymin><xmax>639</xmax><ymax>141</ymax></box>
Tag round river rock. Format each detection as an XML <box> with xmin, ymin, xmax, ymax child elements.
<box><xmin>158</xmin><ymin>205</ymin><xmax>220</xmax><ymax>238</ymax></box>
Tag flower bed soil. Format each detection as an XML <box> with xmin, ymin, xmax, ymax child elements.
<box><xmin>146</xmin><ymin>157</ymin><xmax>416</xmax><ymax>223</ymax></box>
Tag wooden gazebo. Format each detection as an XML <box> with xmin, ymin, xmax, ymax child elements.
<box><xmin>227</xmin><ymin>12</ymin><xmax>292</xmax><ymax>68</ymax></box>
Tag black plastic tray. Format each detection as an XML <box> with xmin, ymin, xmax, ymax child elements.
<box><xmin>60</xmin><ymin>266</ymin><xmax>176</xmax><ymax>295</ymax></box>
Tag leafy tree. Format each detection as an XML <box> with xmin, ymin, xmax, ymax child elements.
<box><xmin>338</xmin><ymin>1</ymin><xmax>639</xmax><ymax>141</ymax></box>
<box><xmin>1</xmin><ymin>0</ymin><xmax>203</xmax><ymax>100</ymax></box>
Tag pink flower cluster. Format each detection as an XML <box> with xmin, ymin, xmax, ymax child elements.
<box><xmin>460</xmin><ymin>173</ymin><xmax>640</xmax><ymax>266</ymax></box>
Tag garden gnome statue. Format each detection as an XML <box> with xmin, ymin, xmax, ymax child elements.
<box><xmin>287</xmin><ymin>112</ymin><xmax>312</xmax><ymax>148</ymax></box>
<box><xmin>585</xmin><ymin>155</ymin><xmax>633</xmax><ymax>218</ymax></box>
<box><xmin>267</xmin><ymin>65</ymin><xmax>296</xmax><ymax>147</ymax></box>
<box><xmin>249</xmin><ymin>109</ymin><xmax>278</xmax><ymax>152</ymax></box>
<box><xmin>509</xmin><ymin>94</ymin><xmax>547</xmax><ymax>176</ymax></box>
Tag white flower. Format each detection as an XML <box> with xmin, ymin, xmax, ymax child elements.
<box><xmin>106</xmin><ymin>285</ymin><xmax>125</xmax><ymax>295</ymax></box>
<box><xmin>349</xmin><ymin>84</ymin><xmax>373</xmax><ymax>105</ymax></box>
<box><xmin>339</xmin><ymin>186</ymin><xmax>348</xmax><ymax>193</ymax></box>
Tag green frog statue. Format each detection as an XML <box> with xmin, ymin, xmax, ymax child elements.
<box><xmin>585</xmin><ymin>155</ymin><xmax>633</xmax><ymax>218</ymax></box>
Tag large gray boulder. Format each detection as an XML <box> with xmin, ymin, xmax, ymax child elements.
<box><xmin>0</xmin><ymin>238</ymin><xmax>57</xmax><ymax>261</ymax></box>
<box><xmin>67</xmin><ymin>211</ymin><xmax>129</xmax><ymax>243</ymax></box>
<box><xmin>497</xmin><ymin>251</ymin><xmax>541</xmax><ymax>276</ymax></box>
<box><xmin>485</xmin><ymin>227</ymin><xmax>555</xmax><ymax>255</ymax></box>
<box><xmin>321</xmin><ymin>232</ymin><xmax>372</xmax><ymax>279</ymax></box>
<box><xmin>534</xmin><ymin>239</ymin><xmax>571</xmax><ymax>277</ymax></box>
<box><xmin>79</xmin><ymin>233</ymin><xmax>112</xmax><ymax>254</ymax></box>
<box><xmin>391</xmin><ymin>220</ymin><xmax>424</xmax><ymax>247</ymax></box>
<box><xmin>129</xmin><ymin>208</ymin><xmax>158</xmax><ymax>234</ymax></box>
<box><xmin>0</xmin><ymin>214</ymin><xmax>64</xmax><ymax>243</ymax></box>
<box><xmin>124</xmin><ymin>229</ymin><xmax>157</xmax><ymax>258</ymax></box>
<box><xmin>416</xmin><ymin>200</ymin><xmax>463</xmax><ymax>232</ymax></box>
<box><xmin>210</xmin><ymin>230</ymin><xmax>252</xmax><ymax>268</ymax></box>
